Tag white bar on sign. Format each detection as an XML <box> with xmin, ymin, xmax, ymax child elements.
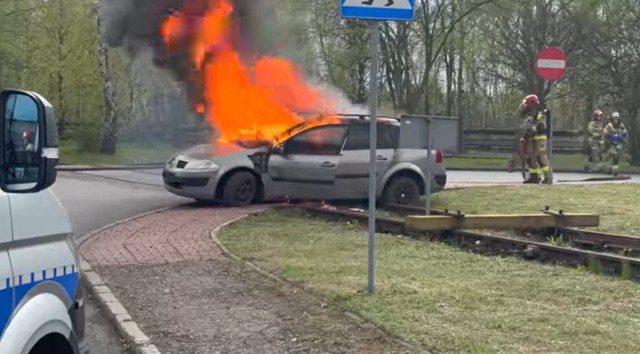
<box><xmin>537</xmin><ymin>59</ymin><xmax>566</xmax><ymax>69</ymax></box>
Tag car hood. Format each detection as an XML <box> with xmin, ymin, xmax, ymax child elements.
<box><xmin>180</xmin><ymin>143</ymin><xmax>266</xmax><ymax>160</ymax></box>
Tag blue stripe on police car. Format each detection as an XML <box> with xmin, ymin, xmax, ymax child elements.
<box><xmin>0</xmin><ymin>266</ymin><xmax>79</xmax><ymax>335</ymax></box>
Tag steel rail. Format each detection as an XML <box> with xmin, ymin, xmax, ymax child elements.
<box><xmin>298</xmin><ymin>204</ymin><xmax>640</xmax><ymax>280</ymax></box>
<box><xmin>382</xmin><ymin>203</ymin><xmax>640</xmax><ymax>252</ymax></box>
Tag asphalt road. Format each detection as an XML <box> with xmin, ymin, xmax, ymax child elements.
<box><xmin>52</xmin><ymin>171</ymin><xmax>188</xmax><ymax>354</ymax></box>
<box><xmin>74</xmin><ymin>168</ymin><xmax>640</xmax><ymax>190</ymax></box>
<box><xmin>48</xmin><ymin>167</ymin><xmax>640</xmax><ymax>353</ymax></box>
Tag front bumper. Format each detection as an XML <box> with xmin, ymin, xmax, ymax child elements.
<box><xmin>163</xmin><ymin>170</ymin><xmax>210</xmax><ymax>188</ymax></box>
<box><xmin>162</xmin><ymin>167</ymin><xmax>220</xmax><ymax>200</ymax></box>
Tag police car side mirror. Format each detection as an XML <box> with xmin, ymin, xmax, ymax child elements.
<box><xmin>0</xmin><ymin>90</ymin><xmax>58</xmax><ymax>193</ymax></box>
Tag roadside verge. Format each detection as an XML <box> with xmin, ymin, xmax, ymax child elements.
<box><xmin>210</xmin><ymin>211</ymin><xmax>428</xmax><ymax>354</ymax></box>
<box><xmin>78</xmin><ymin>207</ymin><xmax>174</xmax><ymax>354</ymax></box>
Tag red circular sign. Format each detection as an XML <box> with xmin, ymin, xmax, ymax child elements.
<box><xmin>535</xmin><ymin>47</ymin><xmax>566</xmax><ymax>81</ymax></box>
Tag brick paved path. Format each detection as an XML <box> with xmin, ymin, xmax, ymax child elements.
<box><xmin>81</xmin><ymin>204</ymin><xmax>407</xmax><ymax>354</ymax></box>
<box><xmin>81</xmin><ymin>205</ymin><xmax>259</xmax><ymax>266</ymax></box>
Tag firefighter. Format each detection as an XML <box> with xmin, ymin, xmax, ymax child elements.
<box><xmin>519</xmin><ymin>94</ymin><xmax>551</xmax><ymax>184</ymax></box>
<box><xmin>603</xmin><ymin>111</ymin><xmax>628</xmax><ymax>175</ymax></box>
<box><xmin>584</xmin><ymin>110</ymin><xmax>604</xmax><ymax>171</ymax></box>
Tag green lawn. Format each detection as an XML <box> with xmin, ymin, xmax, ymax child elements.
<box><xmin>430</xmin><ymin>184</ymin><xmax>640</xmax><ymax>235</ymax></box>
<box><xmin>59</xmin><ymin>140</ymin><xmax>176</xmax><ymax>165</ymax></box>
<box><xmin>220</xmin><ymin>185</ymin><xmax>640</xmax><ymax>353</ymax></box>
<box><xmin>446</xmin><ymin>152</ymin><xmax>640</xmax><ymax>174</ymax></box>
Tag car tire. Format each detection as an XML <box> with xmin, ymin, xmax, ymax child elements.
<box><xmin>222</xmin><ymin>171</ymin><xmax>258</xmax><ymax>207</ymax></box>
<box><xmin>382</xmin><ymin>176</ymin><xmax>421</xmax><ymax>206</ymax></box>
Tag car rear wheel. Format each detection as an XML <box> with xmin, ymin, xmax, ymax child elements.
<box><xmin>382</xmin><ymin>176</ymin><xmax>420</xmax><ymax>206</ymax></box>
<box><xmin>222</xmin><ymin>171</ymin><xmax>258</xmax><ymax>207</ymax></box>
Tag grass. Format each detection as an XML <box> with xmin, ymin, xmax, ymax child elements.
<box><xmin>446</xmin><ymin>151</ymin><xmax>640</xmax><ymax>174</ymax></box>
<box><xmin>429</xmin><ymin>184</ymin><xmax>640</xmax><ymax>235</ymax></box>
<box><xmin>59</xmin><ymin>140</ymin><xmax>176</xmax><ymax>165</ymax></box>
<box><xmin>221</xmin><ymin>207</ymin><xmax>640</xmax><ymax>353</ymax></box>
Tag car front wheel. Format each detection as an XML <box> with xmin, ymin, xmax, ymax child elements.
<box><xmin>222</xmin><ymin>171</ymin><xmax>258</xmax><ymax>207</ymax></box>
<box><xmin>382</xmin><ymin>176</ymin><xmax>421</xmax><ymax>206</ymax></box>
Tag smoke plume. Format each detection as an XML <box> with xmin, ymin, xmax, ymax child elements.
<box><xmin>98</xmin><ymin>0</ymin><xmax>278</xmax><ymax>106</ymax></box>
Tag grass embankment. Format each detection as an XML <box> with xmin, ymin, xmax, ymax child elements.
<box><xmin>446</xmin><ymin>152</ymin><xmax>640</xmax><ymax>174</ymax></box>
<box><xmin>220</xmin><ymin>185</ymin><xmax>640</xmax><ymax>353</ymax></box>
<box><xmin>431</xmin><ymin>184</ymin><xmax>639</xmax><ymax>235</ymax></box>
<box><xmin>59</xmin><ymin>141</ymin><xmax>175</xmax><ymax>165</ymax></box>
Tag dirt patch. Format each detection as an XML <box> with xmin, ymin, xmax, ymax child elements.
<box><xmin>97</xmin><ymin>259</ymin><xmax>413</xmax><ymax>354</ymax></box>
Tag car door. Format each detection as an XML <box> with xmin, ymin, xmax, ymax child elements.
<box><xmin>266</xmin><ymin>124</ymin><xmax>348</xmax><ymax>200</ymax></box>
<box><xmin>0</xmin><ymin>190</ymin><xmax>14</xmax><ymax>335</ymax></box>
<box><xmin>335</xmin><ymin>123</ymin><xmax>396</xmax><ymax>199</ymax></box>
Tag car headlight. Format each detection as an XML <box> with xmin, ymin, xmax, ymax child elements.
<box><xmin>185</xmin><ymin>160</ymin><xmax>218</xmax><ymax>170</ymax></box>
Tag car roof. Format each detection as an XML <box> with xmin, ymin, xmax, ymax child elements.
<box><xmin>296</xmin><ymin>112</ymin><xmax>401</xmax><ymax>126</ymax></box>
<box><xmin>335</xmin><ymin>114</ymin><xmax>400</xmax><ymax>126</ymax></box>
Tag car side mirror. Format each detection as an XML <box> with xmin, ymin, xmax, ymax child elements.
<box><xmin>0</xmin><ymin>90</ymin><xmax>58</xmax><ymax>193</ymax></box>
<box><xmin>270</xmin><ymin>144</ymin><xmax>284</xmax><ymax>155</ymax></box>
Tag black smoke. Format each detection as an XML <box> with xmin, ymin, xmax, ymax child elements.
<box><xmin>98</xmin><ymin>0</ymin><xmax>277</xmax><ymax>107</ymax></box>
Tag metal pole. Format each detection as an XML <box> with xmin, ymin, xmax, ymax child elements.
<box><xmin>425</xmin><ymin>119</ymin><xmax>432</xmax><ymax>215</ymax></box>
<box><xmin>547</xmin><ymin>83</ymin><xmax>554</xmax><ymax>185</ymax></box>
<box><xmin>367</xmin><ymin>20</ymin><xmax>380</xmax><ymax>295</ymax></box>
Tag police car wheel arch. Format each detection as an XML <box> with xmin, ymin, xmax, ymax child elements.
<box><xmin>0</xmin><ymin>292</ymin><xmax>74</xmax><ymax>353</ymax></box>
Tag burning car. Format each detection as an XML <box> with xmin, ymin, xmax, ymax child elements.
<box><xmin>162</xmin><ymin>114</ymin><xmax>447</xmax><ymax>206</ymax></box>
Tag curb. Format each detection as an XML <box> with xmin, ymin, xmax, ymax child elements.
<box><xmin>58</xmin><ymin>164</ymin><xmax>164</xmax><ymax>172</ymax></box>
<box><xmin>210</xmin><ymin>211</ymin><xmax>429</xmax><ymax>354</ymax></box>
<box><xmin>78</xmin><ymin>206</ymin><xmax>181</xmax><ymax>354</ymax></box>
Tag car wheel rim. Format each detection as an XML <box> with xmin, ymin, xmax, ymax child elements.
<box><xmin>236</xmin><ymin>179</ymin><xmax>256</xmax><ymax>201</ymax></box>
<box><xmin>394</xmin><ymin>185</ymin><xmax>413</xmax><ymax>204</ymax></box>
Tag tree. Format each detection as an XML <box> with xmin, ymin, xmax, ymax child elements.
<box><xmin>96</xmin><ymin>4</ymin><xmax>118</xmax><ymax>154</ymax></box>
<box><xmin>572</xmin><ymin>0</ymin><xmax>640</xmax><ymax>164</ymax></box>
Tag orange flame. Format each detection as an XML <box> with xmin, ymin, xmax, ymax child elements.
<box><xmin>160</xmin><ymin>0</ymin><xmax>338</xmax><ymax>147</ymax></box>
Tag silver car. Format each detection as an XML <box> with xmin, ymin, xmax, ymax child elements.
<box><xmin>163</xmin><ymin>115</ymin><xmax>447</xmax><ymax>206</ymax></box>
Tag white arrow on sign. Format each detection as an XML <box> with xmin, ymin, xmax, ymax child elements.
<box><xmin>343</xmin><ymin>0</ymin><xmax>413</xmax><ymax>10</ymax></box>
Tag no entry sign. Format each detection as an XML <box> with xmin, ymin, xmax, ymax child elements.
<box><xmin>535</xmin><ymin>47</ymin><xmax>566</xmax><ymax>81</ymax></box>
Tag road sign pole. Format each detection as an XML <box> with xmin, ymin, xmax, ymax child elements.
<box><xmin>425</xmin><ymin>118</ymin><xmax>432</xmax><ymax>215</ymax></box>
<box><xmin>535</xmin><ymin>47</ymin><xmax>565</xmax><ymax>185</ymax></box>
<box><xmin>367</xmin><ymin>20</ymin><xmax>380</xmax><ymax>295</ymax></box>
<box><xmin>547</xmin><ymin>83</ymin><xmax>554</xmax><ymax>185</ymax></box>
<box><xmin>341</xmin><ymin>0</ymin><xmax>416</xmax><ymax>296</ymax></box>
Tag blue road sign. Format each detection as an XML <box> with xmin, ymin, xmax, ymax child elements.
<box><xmin>341</xmin><ymin>0</ymin><xmax>416</xmax><ymax>21</ymax></box>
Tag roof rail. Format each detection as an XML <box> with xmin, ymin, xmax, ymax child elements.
<box><xmin>334</xmin><ymin>112</ymin><xmax>399</xmax><ymax>120</ymax></box>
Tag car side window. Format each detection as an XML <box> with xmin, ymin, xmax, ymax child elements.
<box><xmin>343</xmin><ymin>123</ymin><xmax>396</xmax><ymax>150</ymax></box>
<box><xmin>385</xmin><ymin>125</ymin><xmax>400</xmax><ymax>149</ymax></box>
<box><xmin>283</xmin><ymin>125</ymin><xmax>347</xmax><ymax>155</ymax></box>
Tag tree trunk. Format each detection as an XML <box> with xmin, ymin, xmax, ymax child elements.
<box><xmin>96</xmin><ymin>12</ymin><xmax>118</xmax><ymax>155</ymax></box>
<box><xmin>628</xmin><ymin>106</ymin><xmax>640</xmax><ymax>166</ymax></box>
<box><xmin>445</xmin><ymin>50</ymin><xmax>455</xmax><ymax>116</ymax></box>
<box><xmin>455</xmin><ymin>7</ymin><xmax>465</xmax><ymax>153</ymax></box>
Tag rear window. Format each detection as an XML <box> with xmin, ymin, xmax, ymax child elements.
<box><xmin>343</xmin><ymin>123</ymin><xmax>397</xmax><ymax>150</ymax></box>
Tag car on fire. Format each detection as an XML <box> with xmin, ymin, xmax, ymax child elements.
<box><xmin>162</xmin><ymin>114</ymin><xmax>447</xmax><ymax>206</ymax></box>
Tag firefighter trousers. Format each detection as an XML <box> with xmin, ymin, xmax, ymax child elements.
<box><xmin>526</xmin><ymin>138</ymin><xmax>550</xmax><ymax>182</ymax></box>
<box><xmin>585</xmin><ymin>139</ymin><xmax>603</xmax><ymax>170</ymax></box>
<box><xmin>604</xmin><ymin>143</ymin><xmax>623</xmax><ymax>174</ymax></box>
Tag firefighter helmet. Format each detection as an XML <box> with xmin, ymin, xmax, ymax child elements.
<box><xmin>593</xmin><ymin>110</ymin><xmax>603</xmax><ymax>121</ymax></box>
<box><xmin>521</xmin><ymin>94</ymin><xmax>540</xmax><ymax>111</ymax></box>
<box><xmin>611</xmin><ymin>111</ymin><xmax>621</xmax><ymax>119</ymax></box>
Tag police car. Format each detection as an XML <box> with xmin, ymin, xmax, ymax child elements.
<box><xmin>0</xmin><ymin>90</ymin><xmax>88</xmax><ymax>354</ymax></box>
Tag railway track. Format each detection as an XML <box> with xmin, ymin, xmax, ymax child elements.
<box><xmin>383</xmin><ymin>204</ymin><xmax>640</xmax><ymax>254</ymax></box>
<box><xmin>298</xmin><ymin>203</ymin><xmax>640</xmax><ymax>280</ymax></box>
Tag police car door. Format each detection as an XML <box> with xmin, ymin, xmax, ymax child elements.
<box><xmin>0</xmin><ymin>190</ymin><xmax>13</xmax><ymax>336</ymax></box>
